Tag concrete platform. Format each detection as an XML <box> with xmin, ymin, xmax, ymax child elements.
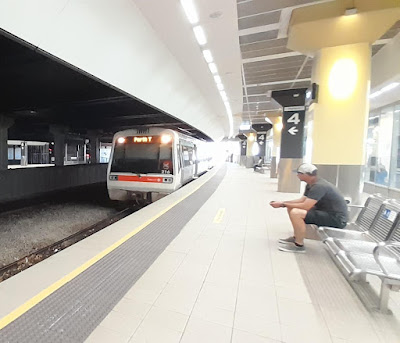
<box><xmin>0</xmin><ymin>163</ymin><xmax>399</xmax><ymax>342</ymax></box>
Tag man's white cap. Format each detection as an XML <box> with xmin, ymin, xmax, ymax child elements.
<box><xmin>295</xmin><ymin>163</ymin><xmax>318</xmax><ymax>175</ymax></box>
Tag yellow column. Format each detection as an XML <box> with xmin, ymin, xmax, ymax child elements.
<box><xmin>286</xmin><ymin>0</ymin><xmax>400</xmax><ymax>202</ymax></box>
<box><xmin>311</xmin><ymin>43</ymin><xmax>370</xmax><ymax>165</ymax></box>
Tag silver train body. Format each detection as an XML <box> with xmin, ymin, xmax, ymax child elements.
<box><xmin>107</xmin><ymin>128</ymin><xmax>213</xmax><ymax>201</ymax></box>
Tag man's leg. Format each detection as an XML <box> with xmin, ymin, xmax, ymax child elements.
<box><xmin>287</xmin><ymin>208</ymin><xmax>307</xmax><ymax>245</ymax></box>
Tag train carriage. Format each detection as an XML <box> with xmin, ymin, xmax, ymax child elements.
<box><xmin>107</xmin><ymin>128</ymin><xmax>212</xmax><ymax>202</ymax></box>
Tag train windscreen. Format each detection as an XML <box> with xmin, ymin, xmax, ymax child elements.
<box><xmin>111</xmin><ymin>135</ymin><xmax>173</xmax><ymax>174</ymax></box>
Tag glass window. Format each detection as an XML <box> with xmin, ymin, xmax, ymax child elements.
<box><xmin>14</xmin><ymin>147</ymin><xmax>22</xmax><ymax>160</ymax></box>
<box><xmin>390</xmin><ymin>105</ymin><xmax>400</xmax><ymax>189</ymax></box>
<box><xmin>8</xmin><ymin>146</ymin><xmax>14</xmax><ymax>160</ymax></box>
<box><xmin>111</xmin><ymin>135</ymin><xmax>173</xmax><ymax>174</ymax></box>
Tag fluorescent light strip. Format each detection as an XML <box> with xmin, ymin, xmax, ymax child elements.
<box><xmin>217</xmin><ymin>83</ymin><xmax>224</xmax><ymax>91</ymax></box>
<box><xmin>381</xmin><ymin>82</ymin><xmax>399</xmax><ymax>92</ymax></box>
<box><xmin>214</xmin><ymin>75</ymin><xmax>222</xmax><ymax>84</ymax></box>
<box><xmin>202</xmin><ymin>49</ymin><xmax>213</xmax><ymax>63</ymax></box>
<box><xmin>220</xmin><ymin>91</ymin><xmax>228</xmax><ymax>101</ymax></box>
<box><xmin>208</xmin><ymin>62</ymin><xmax>218</xmax><ymax>74</ymax></box>
<box><xmin>180</xmin><ymin>0</ymin><xmax>199</xmax><ymax>24</ymax></box>
<box><xmin>370</xmin><ymin>82</ymin><xmax>400</xmax><ymax>99</ymax></box>
<box><xmin>193</xmin><ymin>26</ymin><xmax>207</xmax><ymax>45</ymax></box>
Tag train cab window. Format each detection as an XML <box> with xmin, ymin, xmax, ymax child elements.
<box><xmin>111</xmin><ymin>135</ymin><xmax>173</xmax><ymax>174</ymax></box>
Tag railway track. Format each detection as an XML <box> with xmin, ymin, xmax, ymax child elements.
<box><xmin>0</xmin><ymin>207</ymin><xmax>136</xmax><ymax>283</ymax></box>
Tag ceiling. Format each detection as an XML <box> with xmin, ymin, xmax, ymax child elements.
<box><xmin>237</xmin><ymin>0</ymin><xmax>400</xmax><ymax>125</ymax></box>
<box><xmin>1</xmin><ymin>0</ymin><xmax>399</xmax><ymax>142</ymax></box>
<box><xmin>0</xmin><ymin>31</ymin><xmax>212</xmax><ymax>142</ymax></box>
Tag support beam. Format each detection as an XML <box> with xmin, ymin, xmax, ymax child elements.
<box><xmin>0</xmin><ymin>115</ymin><xmax>14</xmax><ymax>170</ymax></box>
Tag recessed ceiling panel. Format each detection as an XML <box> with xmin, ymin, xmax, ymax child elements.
<box><xmin>238</xmin><ymin>0</ymin><xmax>319</xmax><ymax>18</ymax></box>
<box><xmin>239</xmin><ymin>30</ymin><xmax>279</xmax><ymax>45</ymax></box>
<box><xmin>238</xmin><ymin>11</ymin><xmax>281</xmax><ymax>30</ymax></box>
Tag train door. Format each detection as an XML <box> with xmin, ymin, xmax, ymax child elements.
<box><xmin>180</xmin><ymin>142</ymin><xmax>195</xmax><ymax>184</ymax></box>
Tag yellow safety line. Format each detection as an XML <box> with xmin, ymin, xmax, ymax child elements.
<box><xmin>213</xmin><ymin>208</ymin><xmax>226</xmax><ymax>223</ymax></box>
<box><xmin>0</xmin><ymin>168</ymin><xmax>219</xmax><ymax>330</ymax></box>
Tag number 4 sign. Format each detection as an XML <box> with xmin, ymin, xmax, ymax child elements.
<box><xmin>287</xmin><ymin>113</ymin><xmax>301</xmax><ymax>125</ymax></box>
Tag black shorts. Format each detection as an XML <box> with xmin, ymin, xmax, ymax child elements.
<box><xmin>305</xmin><ymin>209</ymin><xmax>346</xmax><ymax>228</ymax></box>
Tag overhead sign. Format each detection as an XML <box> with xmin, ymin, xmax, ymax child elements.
<box><xmin>281</xmin><ymin>110</ymin><xmax>305</xmax><ymax>158</ymax></box>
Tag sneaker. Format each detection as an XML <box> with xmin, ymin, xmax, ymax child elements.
<box><xmin>278</xmin><ymin>243</ymin><xmax>306</xmax><ymax>253</ymax></box>
<box><xmin>278</xmin><ymin>236</ymin><xmax>295</xmax><ymax>244</ymax></box>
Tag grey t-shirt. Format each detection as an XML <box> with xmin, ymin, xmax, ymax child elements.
<box><xmin>304</xmin><ymin>178</ymin><xmax>348</xmax><ymax>221</ymax></box>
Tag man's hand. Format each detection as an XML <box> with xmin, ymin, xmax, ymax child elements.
<box><xmin>270</xmin><ymin>201</ymin><xmax>284</xmax><ymax>208</ymax></box>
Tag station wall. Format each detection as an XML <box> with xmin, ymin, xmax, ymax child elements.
<box><xmin>0</xmin><ymin>164</ymin><xmax>107</xmax><ymax>202</ymax></box>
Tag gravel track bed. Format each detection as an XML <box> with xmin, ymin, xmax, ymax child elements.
<box><xmin>0</xmin><ymin>202</ymin><xmax>118</xmax><ymax>266</ymax></box>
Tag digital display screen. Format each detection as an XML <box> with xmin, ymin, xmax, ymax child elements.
<box><xmin>132</xmin><ymin>136</ymin><xmax>154</xmax><ymax>143</ymax></box>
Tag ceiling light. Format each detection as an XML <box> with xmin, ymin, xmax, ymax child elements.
<box><xmin>202</xmin><ymin>49</ymin><xmax>213</xmax><ymax>63</ymax></box>
<box><xmin>208</xmin><ymin>62</ymin><xmax>218</xmax><ymax>74</ymax></box>
<box><xmin>220</xmin><ymin>91</ymin><xmax>228</xmax><ymax>101</ymax></box>
<box><xmin>240</xmin><ymin>124</ymin><xmax>251</xmax><ymax>131</ymax></box>
<box><xmin>193</xmin><ymin>26</ymin><xmax>207</xmax><ymax>45</ymax></box>
<box><xmin>217</xmin><ymin>83</ymin><xmax>224</xmax><ymax>91</ymax></box>
<box><xmin>370</xmin><ymin>82</ymin><xmax>400</xmax><ymax>99</ymax></box>
<box><xmin>214</xmin><ymin>75</ymin><xmax>222</xmax><ymax>84</ymax></box>
<box><xmin>209</xmin><ymin>11</ymin><xmax>223</xmax><ymax>19</ymax></box>
<box><xmin>344</xmin><ymin>7</ymin><xmax>357</xmax><ymax>16</ymax></box>
<box><xmin>180</xmin><ymin>0</ymin><xmax>199</xmax><ymax>24</ymax></box>
<box><xmin>265</xmin><ymin>117</ymin><xmax>273</xmax><ymax>124</ymax></box>
<box><xmin>381</xmin><ymin>82</ymin><xmax>399</xmax><ymax>92</ymax></box>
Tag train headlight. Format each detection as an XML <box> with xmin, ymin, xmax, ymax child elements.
<box><xmin>161</xmin><ymin>134</ymin><xmax>172</xmax><ymax>144</ymax></box>
<box><xmin>109</xmin><ymin>175</ymin><xmax>118</xmax><ymax>181</ymax></box>
<box><xmin>162</xmin><ymin>177</ymin><xmax>173</xmax><ymax>183</ymax></box>
<box><xmin>117</xmin><ymin>137</ymin><xmax>126</xmax><ymax>144</ymax></box>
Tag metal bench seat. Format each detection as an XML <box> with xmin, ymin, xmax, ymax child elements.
<box><xmin>323</xmin><ymin>200</ymin><xmax>400</xmax><ymax>255</ymax></box>
<box><xmin>323</xmin><ymin>202</ymin><xmax>400</xmax><ymax>312</ymax></box>
<box><xmin>336</xmin><ymin>250</ymin><xmax>400</xmax><ymax>279</ymax></box>
<box><xmin>334</xmin><ymin>242</ymin><xmax>400</xmax><ymax>312</ymax></box>
<box><xmin>318</xmin><ymin>194</ymin><xmax>385</xmax><ymax>241</ymax></box>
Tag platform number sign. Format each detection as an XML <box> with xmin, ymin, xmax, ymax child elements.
<box><xmin>240</xmin><ymin>140</ymin><xmax>247</xmax><ymax>156</ymax></box>
<box><xmin>257</xmin><ymin>134</ymin><xmax>266</xmax><ymax>156</ymax></box>
<box><xmin>281</xmin><ymin>107</ymin><xmax>305</xmax><ymax>158</ymax></box>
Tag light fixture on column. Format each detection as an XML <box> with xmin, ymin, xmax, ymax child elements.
<box><xmin>344</xmin><ymin>7</ymin><xmax>357</xmax><ymax>16</ymax></box>
<box><xmin>328</xmin><ymin>58</ymin><xmax>358</xmax><ymax>100</ymax></box>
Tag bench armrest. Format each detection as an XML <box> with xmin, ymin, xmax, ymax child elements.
<box><xmin>348</xmin><ymin>205</ymin><xmax>365</xmax><ymax>209</ymax></box>
<box><xmin>373</xmin><ymin>242</ymin><xmax>400</xmax><ymax>275</ymax></box>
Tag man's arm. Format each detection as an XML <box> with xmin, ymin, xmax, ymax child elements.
<box><xmin>269</xmin><ymin>196</ymin><xmax>307</xmax><ymax>208</ymax></box>
<box><xmin>283</xmin><ymin>197</ymin><xmax>317</xmax><ymax>211</ymax></box>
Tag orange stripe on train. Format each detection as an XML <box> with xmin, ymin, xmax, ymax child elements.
<box><xmin>117</xmin><ymin>175</ymin><xmax>163</xmax><ymax>183</ymax></box>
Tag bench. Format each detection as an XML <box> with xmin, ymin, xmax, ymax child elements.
<box><xmin>317</xmin><ymin>194</ymin><xmax>385</xmax><ymax>241</ymax></box>
<box><xmin>318</xmin><ymin>197</ymin><xmax>400</xmax><ymax>313</ymax></box>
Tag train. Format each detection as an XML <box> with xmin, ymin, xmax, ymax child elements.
<box><xmin>107</xmin><ymin>128</ymin><xmax>213</xmax><ymax>203</ymax></box>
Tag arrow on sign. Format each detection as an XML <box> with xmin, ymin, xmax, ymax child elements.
<box><xmin>288</xmin><ymin>127</ymin><xmax>298</xmax><ymax>135</ymax></box>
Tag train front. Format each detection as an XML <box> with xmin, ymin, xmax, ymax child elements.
<box><xmin>107</xmin><ymin>130</ymin><xmax>178</xmax><ymax>202</ymax></box>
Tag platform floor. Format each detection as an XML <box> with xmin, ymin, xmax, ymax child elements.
<box><xmin>0</xmin><ymin>163</ymin><xmax>400</xmax><ymax>342</ymax></box>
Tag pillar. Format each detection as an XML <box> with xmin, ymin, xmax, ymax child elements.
<box><xmin>50</xmin><ymin>125</ymin><xmax>66</xmax><ymax>167</ymax></box>
<box><xmin>245</xmin><ymin>133</ymin><xmax>256</xmax><ymax>168</ymax></box>
<box><xmin>0</xmin><ymin>115</ymin><xmax>14</xmax><ymax>170</ymax></box>
<box><xmin>88</xmin><ymin>131</ymin><xmax>101</xmax><ymax>164</ymax></box>
<box><xmin>310</xmin><ymin>43</ymin><xmax>371</xmax><ymax>203</ymax></box>
<box><xmin>287</xmin><ymin>0</ymin><xmax>400</xmax><ymax>203</ymax></box>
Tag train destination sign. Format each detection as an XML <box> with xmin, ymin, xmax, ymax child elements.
<box><xmin>132</xmin><ymin>136</ymin><xmax>154</xmax><ymax>143</ymax></box>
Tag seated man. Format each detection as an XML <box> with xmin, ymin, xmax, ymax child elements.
<box><xmin>253</xmin><ymin>156</ymin><xmax>263</xmax><ymax>171</ymax></box>
<box><xmin>269</xmin><ymin>163</ymin><xmax>348</xmax><ymax>253</ymax></box>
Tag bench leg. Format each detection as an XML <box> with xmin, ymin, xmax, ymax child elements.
<box><xmin>354</xmin><ymin>273</ymin><xmax>368</xmax><ymax>283</ymax></box>
<box><xmin>379</xmin><ymin>280</ymin><xmax>391</xmax><ymax>313</ymax></box>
